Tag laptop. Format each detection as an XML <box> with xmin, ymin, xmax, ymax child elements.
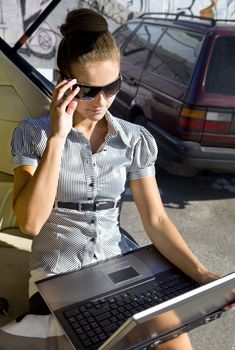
<box><xmin>36</xmin><ymin>244</ymin><xmax>235</xmax><ymax>350</ymax></box>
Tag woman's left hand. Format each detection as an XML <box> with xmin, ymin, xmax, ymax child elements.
<box><xmin>224</xmin><ymin>291</ymin><xmax>235</xmax><ymax>311</ymax></box>
<box><xmin>198</xmin><ymin>271</ymin><xmax>235</xmax><ymax>311</ymax></box>
<box><xmin>197</xmin><ymin>270</ymin><xmax>221</xmax><ymax>285</ymax></box>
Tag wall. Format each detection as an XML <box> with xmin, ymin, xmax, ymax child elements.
<box><xmin>0</xmin><ymin>0</ymin><xmax>235</xmax><ymax>71</ymax></box>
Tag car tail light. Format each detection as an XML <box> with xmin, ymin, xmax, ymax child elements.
<box><xmin>178</xmin><ymin>107</ymin><xmax>205</xmax><ymax>140</ymax></box>
<box><xmin>179</xmin><ymin>107</ymin><xmax>205</xmax><ymax>131</ymax></box>
<box><xmin>204</xmin><ymin>112</ymin><xmax>232</xmax><ymax>133</ymax></box>
<box><xmin>178</xmin><ymin>106</ymin><xmax>233</xmax><ymax>140</ymax></box>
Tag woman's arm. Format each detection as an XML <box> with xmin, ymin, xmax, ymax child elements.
<box><xmin>13</xmin><ymin>78</ymin><xmax>79</xmax><ymax>236</ymax></box>
<box><xmin>13</xmin><ymin>136</ymin><xmax>65</xmax><ymax>236</ymax></box>
<box><xmin>129</xmin><ymin>176</ymin><xmax>219</xmax><ymax>284</ymax></box>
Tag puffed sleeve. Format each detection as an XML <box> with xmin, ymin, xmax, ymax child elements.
<box><xmin>11</xmin><ymin>118</ymin><xmax>39</xmax><ymax>169</ymax></box>
<box><xmin>128</xmin><ymin>126</ymin><xmax>158</xmax><ymax>180</ymax></box>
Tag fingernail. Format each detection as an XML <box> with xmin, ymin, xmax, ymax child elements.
<box><xmin>67</xmin><ymin>78</ymin><xmax>77</xmax><ymax>84</ymax></box>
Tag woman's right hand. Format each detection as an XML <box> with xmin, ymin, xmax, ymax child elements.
<box><xmin>50</xmin><ymin>79</ymin><xmax>80</xmax><ymax>140</ymax></box>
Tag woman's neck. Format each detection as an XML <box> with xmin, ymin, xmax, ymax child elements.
<box><xmin>73</xmin><ymin>114</ymin><xmax>108</xmax><ymax>153</ymax></box>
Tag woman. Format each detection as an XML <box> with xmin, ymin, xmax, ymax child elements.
<box><xmin>11</xmin><ymin>8</ymin><xmax>219</xmax><ymax>349</ymax></box>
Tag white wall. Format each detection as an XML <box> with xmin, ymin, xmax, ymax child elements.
<box><xmin>1</xmin><ymin>0</ymin><xmax>235</xmax><ymax>72</ymax></box>
<box><xmin>118</xmin><ymin>0</ymin><xmax>235</xmax><ymax>19</ymax></box>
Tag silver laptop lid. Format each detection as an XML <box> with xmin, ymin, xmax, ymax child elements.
<box><xmin>99</xmin><ymin>272</ymin><xmax>235</xmax><ymax>350</ymax></box>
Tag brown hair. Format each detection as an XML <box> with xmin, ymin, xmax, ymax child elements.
<box><xmin>57</xmin><ymin>8</ymin><xmax>120</xmax><ymax>77</ymax></box>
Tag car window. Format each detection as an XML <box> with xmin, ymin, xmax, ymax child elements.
<box><xmin>147</xmin><ymin>28</ymin><xmax>203</xmax><ymax>86</ymax></box>
<box><xmin>205</xmin><ymin>36</ymin><xmax>235</xmax><ymax>95</ymax></box>
<box><xmin>122</xmin><ymin>23</ymin><xmax>164</xmax><ymax>69</ymax></box>
<box><xmin>113</xmin><ymin>22</ymin><xmax>140</xmax><ymax>47</ymax></box>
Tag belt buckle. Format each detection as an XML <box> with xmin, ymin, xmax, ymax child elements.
<box><xmin>93</xmin><ymin>202</ymin><xmax>98</xmax><ymax>211</ymax></box>
<box><xmin>79</xmin><ymin>202</ymin><xmax>97</xmax><ymax>211</ymax></box>
<box><xmin>93</xmin><ymin>201</ymin><xmax>106</xmax><ymax>211</ymax></box>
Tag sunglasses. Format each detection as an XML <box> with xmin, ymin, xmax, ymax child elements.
<box><xmin>71</xmin><ymin>75</ymin><xmax>122</xmax><ymax>101</ymax></box>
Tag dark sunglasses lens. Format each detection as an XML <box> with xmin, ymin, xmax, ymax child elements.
<box><xmin>103</xmin><ymin>77</ymin><xmax>122</xmax><ymax>97</ymax></box>
<box><xmin>72</xmin><ymin>76</ymin><xmax>122</xmax><ymax>100</ymax></box>
<box><xmin>72</xmin><ymin>85</ymin><xmax>97</xmax><ymax>100</ymax></box>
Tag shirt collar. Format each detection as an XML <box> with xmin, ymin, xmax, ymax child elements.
<box><xmin>106</xmin><ymin>111</ymin><xmax>131</xmax><ymax>147</ymax></box>
<box><xmin>69</xmin><ymin>111</ymin><xmax>131</xmax><ymax>147</ymax></box>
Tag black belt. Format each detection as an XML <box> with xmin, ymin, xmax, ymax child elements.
<box><xmin>56</xmin><ymin>200</ymin><xmax>120</xmax><ymax>211</ymax></box>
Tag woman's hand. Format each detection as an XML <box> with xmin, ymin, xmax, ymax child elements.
<box><xmin>197</xmin><ymin>271</ymin><xmax>235</xmax><ymax>311</ymax></box>
<box><xmin>50</xmin><ymin>79</ymin><xmax>80</xmax><ymax>139</ymax></box>
<box><xmin>224</xmin><ymin>289</ymin><xmax>235</xmax><ymax>311</ymax></box>
<box><xmin>197</xmin><ymin>270</ymin><xmax>221</xmax><ymax>285</ymax></box>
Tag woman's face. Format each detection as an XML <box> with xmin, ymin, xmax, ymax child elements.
<box><xmin>70</xmin><ymin>59</ymin><xmax>120</xmax><ymax>123</ymax></box>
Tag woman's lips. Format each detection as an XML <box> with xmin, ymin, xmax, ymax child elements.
<box><xmin>88</xmin><ymin>108</ymin><xmax>105</xmax><ymax>113</ymax></box>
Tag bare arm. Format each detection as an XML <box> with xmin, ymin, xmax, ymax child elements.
<box><xmin>13</xmin><ymin>137</ymin><xmax>65</xmax><ymax>235</ymax></box>
<box><xmin>130</xmin><ymin>176</ymin><xmax>219</xmax><ymax>284</ymax></box>
<box><xmin>13</xmin><ymin>78</ymin><xmax>79</xmax><ymax>236</ymax></box>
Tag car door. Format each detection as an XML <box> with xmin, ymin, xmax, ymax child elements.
<box><xmin>139</xmin><ymin>26</ymin><xmax>203</xmax><ymax>137</ymax></box>
<box><xmin>199</xmin><ymin>32</ymin><xmax>235</xmax><ymax>148</ymax></box>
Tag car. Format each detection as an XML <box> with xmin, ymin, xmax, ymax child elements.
<box><xmin>110</xmin><ymin>12</ymin><xmax>235</xmax><ymax>176</ymax></box>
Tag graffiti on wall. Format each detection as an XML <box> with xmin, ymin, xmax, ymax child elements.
<box><xmin>125</xmin><ymin>0</ymin><xmax>151</xmax><ymax>12</ymax></box>
<box><xmin>1</xmin><ymin>0</ymin><xmax>235</xmax><ymax>65</ymax></box>
<box><xmin>0</xmin><ymin>0</ymin><xmax>60</xmax><ymax>60</ymax></box>
<box><xmin>0</xmin><ymin>0</ymin><xmax>129</xmax><ymax>62</ymax></box>
<box><xmin>122</xmin><ymin>0</ymin><xmax>235</xmax><ymax>19</ymax></box>
<box><xmin>18</xmin><ymin>0</ymin><xmax>58</xmax><ymax>59</ymax></box>
<box><xmin>79</xmin><ymin>0</ymin><xmax>129</xmax><ymax>24</ymax></box>
<box><xmin>172</xmin><ymin>0</ymin><xmax>217</xmax><ymax>18</ymax></box>
<box><xmin>176</xmin><ymin>0</ymin><xmax>235</xmax><ymax>18</ymax></box>
<box><xmin>62</xmin><ymin>0</ymin><xmax>235</xmax><ymax>20</ymax></box>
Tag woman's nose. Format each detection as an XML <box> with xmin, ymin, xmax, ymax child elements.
<box><xmin>94</xmin><ymin>91</ymin><xmax>107</xmax><ymax>105</ymax></box>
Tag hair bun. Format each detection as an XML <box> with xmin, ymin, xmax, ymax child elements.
<box><xmin>60</xmin><ymin>8</ymin><xmax>108</xmax><ymax>36</ymax></box>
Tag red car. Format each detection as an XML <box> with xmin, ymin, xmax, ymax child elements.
<box><xmin>111</xmin><ymin>13</ymin><xmax>235</xmax><ymax>176</ymax></box>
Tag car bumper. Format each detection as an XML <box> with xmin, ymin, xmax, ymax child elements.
<box><xmin>148</xmin><ymin>121</ymin><xmax>235</xmax><ymax>173</ymax></box>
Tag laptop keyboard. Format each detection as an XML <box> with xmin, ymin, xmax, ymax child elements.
<box><xmin>63</xmin><ymin>270</ymin><xmax>198</xmax><ymax>348</ymax></box>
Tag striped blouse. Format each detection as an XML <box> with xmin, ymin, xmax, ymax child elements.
<box><xmin>11</xmin><ymin>111</ymin><xmax>158</xmax><ymax>274</ymax></box>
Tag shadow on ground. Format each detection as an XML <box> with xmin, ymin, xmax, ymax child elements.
<box><xmin>123</xmin><ymin>168</ymin><xmax>235</xmax><ymax>209</ymax></box>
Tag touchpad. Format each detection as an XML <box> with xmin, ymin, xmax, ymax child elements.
<box><xmin>107</xmin><ymin>266</ymin><xmax>140</xmax><ymax>284</ymax></box>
